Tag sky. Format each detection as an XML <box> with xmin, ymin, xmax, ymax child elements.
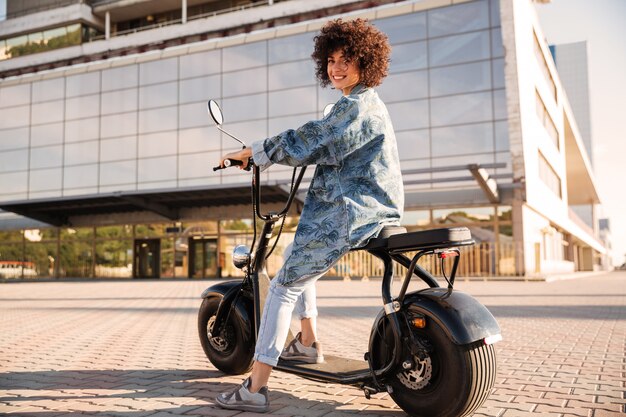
<box><xmin>535</xmin><ymin>0</ymin><xmax>626</xmax><ymax>266</ymax></box>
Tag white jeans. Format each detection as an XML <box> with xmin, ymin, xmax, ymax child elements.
<box><xmin>253</xmin><ymin>243</ymin><xmax>321</xmax><ymax>367</ymax></box>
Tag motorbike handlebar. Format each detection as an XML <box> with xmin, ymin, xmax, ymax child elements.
<box><xmin>213</xmin><ymin>158</ymin><xmax>253</xmax><ymax>171</ymax></box>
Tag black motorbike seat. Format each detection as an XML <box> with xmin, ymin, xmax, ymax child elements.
<box><xmin>359</xmin><ymin>226</ymin><xmax>474</xmax><ymax>252</ymax></box>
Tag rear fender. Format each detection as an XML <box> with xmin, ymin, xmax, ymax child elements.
<box><xmin>403</xmin><ymin>287</ymin><xmax>501</xmax><ymax>345</ymax></box>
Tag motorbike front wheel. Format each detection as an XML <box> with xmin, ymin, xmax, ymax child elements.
<box><xmin>371</xmin><ymin>316</ymin><xmax>497</xmax><ymax>417</ymax></box>
<box><xmin>198</xmin><ymin>296</ymin><xmax>254</xmax><ymax>375</ymax></box>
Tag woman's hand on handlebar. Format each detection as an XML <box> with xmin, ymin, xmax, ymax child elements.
<box><xmin>218</xmin><ymin>148</ymin><xmax>253</xmax><ymax>171</ymax></box>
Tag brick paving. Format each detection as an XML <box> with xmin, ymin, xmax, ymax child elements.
<box><xmin>0</xmin><ymin>271</ymin><xmax>624</xmax><ymax>416</ymax></box>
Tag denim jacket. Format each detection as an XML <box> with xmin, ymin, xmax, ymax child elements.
<box><xmin>252</xmin><ymin>84</ymin><xmax>404</xmax><ymax>285</ymax></box>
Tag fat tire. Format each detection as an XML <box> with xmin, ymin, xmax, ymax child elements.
<box><xmin>372</xmin><ymin>317</ymin><xmax>497</xmax><ymax>417</ymax></box>
<box><xmin>198</xmin><ymin>296</ymin><xmax>254</xmax><ymax>375</ymax></box>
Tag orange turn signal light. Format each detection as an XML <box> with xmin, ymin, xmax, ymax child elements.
<box><xmin>412</xmin><ymin>317</ymin><xmax>426</xmax><ymax>328</ymax></box>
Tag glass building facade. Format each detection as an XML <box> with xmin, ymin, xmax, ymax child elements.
<box><xmin>0</xmin><ymin>0</ymin><xmax>604</xmax><ymax>278</ymax></box>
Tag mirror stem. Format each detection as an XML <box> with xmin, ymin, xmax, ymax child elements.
<box><xmin>217</xmin><ymin>126</ymin><xmax>247</xmax><ymax>148</ymax></box>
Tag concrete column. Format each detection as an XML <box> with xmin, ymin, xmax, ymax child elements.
<box><xmin>182</xmin><ymin>0</ymin><xmax>187</xmax><ymax>23</ymax></box>
<box><xmin>105</xmin><ymin>11</ymin><xmax>110</xmax><ymax>40</ymax></box>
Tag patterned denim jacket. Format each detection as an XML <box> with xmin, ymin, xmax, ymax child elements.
<box><xmin>252</xmin><ymin>84</ymin><xmax>404</xmax><ymax>285</ymax></box>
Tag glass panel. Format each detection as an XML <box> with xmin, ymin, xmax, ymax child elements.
<box><xmin>495</xmin><ymin>121</ymin><xmax>509</xmax><ymax>151</ymax></box>
<box><xmin>179</xmin><ymin>74</ymin><xmax>220</xmax><ymax>104</ymax></box>
<box><xmin>139</xmin><ymin>57</ymin><xmax>178</xmax><ymax>85</ymax></box>
<box><xmin>63</xmin><ymin>164</ymin><xmax>98</xmax><ymax>189</ymax></box>
<box><xmin>374</xmin><ymin>12</ymin><xmax>426</xmax><ymax>44</ymax></box>
<box><xmin>490</xmin><ymin>0</ymin><xmax>501</xmax><ymax>26</ymax></box>
<box><xmin>222</xmin><ymin>93</ymin><xmax>267</xmax><ymax>123</ymax></box>
<box><xmin>65</xmin><ymin>118</ymin><xmax>99</xmax><ymax>143</ymax></box>
<box><xmin>269</xmin><ymin>86</ymin><xmax>317</xmax><ymax>118</ymax></box>
<box><xmin>32</xmin><ymin>100</ymin><xmax>64</xmax><ymax>125</ymax></box>
<box><xmin>0</xmin><ymin>83</ymin><xmax>30</xmax><ymax>107</ymax></box>
<box><xmin>179</xmin><ymin>50</ymin><xmax>221</xmax><ymax>79</ymax></box>
<box><xmin>0</xmin><ymin>105</ymin><xmax>30</xmax><ymax>129</ymax></box>
<box><xmin>223</xmin><ymin>41</ymin><xmax>267</xmax><ymax>72</ymax></box>
<box><xmin>66</xmin><ymin>94</ymin><xmax>100</xmax><ymax>120</ymax></box>
<box><xmin>268</xmin><ymin>60</ymin><xmax>314</xmax><ymax>90</ymax></box>
<box><xmin>138</xmin><ymin>131</ymin><xmax>177</xmax><ymax>158</ymax></box>
<box><xmin>179</xmin><ymin>126</ymin><xmax>221</xmax><ymax>153</ymax></box>
<box><xmin>24</xmin><ymin>242</ymin><xmax>57</xmax><ymax>278</ymax></box>
<box><xmin>430</xmin><ymin>91</ymin><xmax>492</xmax><ymax>127</ymax></box>
<box><xmin>66</xmin><ymin>71</ymin><xmax>100</xmax><ymax>97</ymax></box>
<box><xmin>429</xmin><ymin>31</ymin><xmax>490</xmax><ymax>67</ymax></box>
<box><xmin>29</xmin><ymin>168</ymin><xmax>62</xmax><ymax>192</ymax></box>
<box><xmin>386</xmin><ymin>100</ymin><xmax>429</xmax><ymax>131</ymax></box>
<box><xmin>497</xmin><ymin>205</ymin><xmax>512</xmax><ymax>221</ymax></box>
<box><xmin>101</xmin><ymin>112</ymin><xmax>137</xmax><ymax>138</ymax></box>
<box><xmin>396</xmin><ymin>129</ymin><xmax>430</xmax><ymax>160</ymax></box>
<box><xmin>139</xmin><ymin>81</ymin><xmax>177</xmax><ymax>109</ymax></box>
<box><xmin>492</xmin><ymin>58</ymin><xmax>505</xmax><ymax>89</ymax></box>
<box><xmin>101</xmin><ymin>65</ymin><xmax>138</xmax><ymax>91</ymax></box>
<box><xmin>0</xmin><ymin>149</ymin><xmax>28</xmax><ymax>173</ymax></box>
<box><xmin>388</xmin><ymin>41</ymin><xmax>427</xmax><ymax>72</ymax></box>
<box><xmin>433</xmin><ymin>207</ymin><xmax>494</xmax><ymax>224</ymax></box>
<box><xmin>100</xmin><ymin>136</ymin><xmax>137</xmax><ymax>162</ymax></box>
<box><xmin>268</xmin><ymin>32</ymin><xmax>315</xmax><ymax>64</ymax></box>
<box><xmin>101</xmin><ymin>88</ymin><xmax>138</xmax><ymax>115</ymax></box>
<box><xmin>138</xmin><ymin>107</ymin><xmax>177</xmax><ymax>134</ymax></box>
<box><xmin>30</xmin><ymin>145</ymin><xmax>63</xmax><ymax>169</ymax></box>
<box><xmin>138</xmin><ymin>156</ymin><xmax>176</xmax><ymax>183</ymax></box>
<box><xmin>60</xmin><ymin>227</ymin><xmax>94</xmax><ymax>240</ymax></box>
<box><xmin>32</xmin><ymin>78</ymin><xmax>64</xmax><ymax>102</ymax></box>
<box><xmin>491</xmin><ymin>28</ymin><xmax>503</xmax><ymax>57</ymax></box>
<box><xmin>401</xmin><ymin>210</ymin><xmax>430</xmax><ymax>227</ymax></box>
<box><xmin>96</xmin><ymin>225</ymin><xmax>133</xmax><ymax>238</ymax></box>
<box><xmin>223</xmin><ymin>66</ymin><xmax>267</xmax><ymax>97</ymax></box>
<box><xmin>431</xmin><ymin>122</ymin><xmax>494</xmax><ymax>157</ymax></box>
<box><xmin>493</xmin><ymin>89</ymin><xmax>507</xmax><ymax>120</ymax></box>
<box><xmin>135</xmin><ymin>224</ymin><xmax>167</xmax><ymax>238</ymax></box>
<box><xmin>63</xmin><ymin>140</ymin><xmax>99</xmax><ymax>166</ymax></box>
<box><xmin>161</xmin><ymin>237</ymin><xmax>175</xmax><ymax>278</ymax></box>
<box><xmin>377</xmin><ymin>70</ymin><xmax>428</xmax><ymax>102</ymax></box>
<box><xmin>0</xmin><ymin>172</ymin><xmax>28</xmax><ymax>194</ymax></box>
<box><xmin>428</xmin><ymin>0</ymin><xmax>489</xmax><ymax>37</ymax></box>
<box><xmin>100</xmin><ymin>160</ymin><xmax>136</xmax><ymax>186</ymax></box>
<box><xmin>0</xmin><ymin>127</ymin><xmax>29</xmax><ymax>150</ymax></box>
<box><xmin>220</xmin><ymin>219</ymin><xmax>254</xmax><ymax>232</ymax></box>
<box><xmin>59</xmin><ymin>241</ymin><xmax>92</xmax><ymax>277</ymax></box>
<box><xmin>179</xmin><ymin>151</ymin><xmax>221</xmax><ymax>179</ymax></box>
<box><xmin>0</xmin><ymin>230</ymin><xmax>24</xmax><ymax>242</ymax></box>
<box><xmin>430</xmin><ymin>61</ymin><xmax>491</xmax><ymax>97</ymax></box>
<box><xmin>95</xmin><ymin>240</ymin><xmax>132</xmax><ymax>278</ymax></box>
<box><xmin>178</xmin><ymin>101</ymin><xmax>211</xmax><ymax>129</ymax></box>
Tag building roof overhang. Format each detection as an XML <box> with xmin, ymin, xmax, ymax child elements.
<box><xmin>562</xmin><ymin>103</ymin><xmax>600</xmax><ymax>205</ymax></box>
<box><xmin>0</xmin><ymin>185</ymin><xmax>291</xmax><ymax>227</ymax></box>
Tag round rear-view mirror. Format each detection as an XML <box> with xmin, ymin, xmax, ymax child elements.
<box><xmin>207</xmin><ymin>100</ymin><xmax>224</xmax><ymax>125</ymax></box>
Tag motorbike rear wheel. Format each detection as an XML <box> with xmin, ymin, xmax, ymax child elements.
<box><xmin>198</xmin><ymin>296</ymin><xmax>254</xmax><ymax>375</ymax></box>
<box><xmin>371</xmin><ymin>316</ymin><xmax>497</xmax><ymax>417</ymax></box>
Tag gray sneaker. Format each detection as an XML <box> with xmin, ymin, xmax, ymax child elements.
<box><xmin>280</xmin><ymin>332</ymin><xmax>324</xmax><ymax>364</ymax></box>
<box><xmin>215</xmin><ymin>377</ymin><xmax>270</xmax><ymax>413</ymax></box>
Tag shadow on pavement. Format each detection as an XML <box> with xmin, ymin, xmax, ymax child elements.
<box><xmin>1</xmin><ymin>369</ymin><xmax>405</xmax><ymax>416</ymax></box>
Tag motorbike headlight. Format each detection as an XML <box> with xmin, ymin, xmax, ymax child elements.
<box><xmin>232</xmin><ymin>245</ymin><xmax>251</xmax><ymax>269</ymax></box>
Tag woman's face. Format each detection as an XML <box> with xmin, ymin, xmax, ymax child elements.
<box><xmin>327</xmin><ymin>50</ymin><xmax>360</xmax><ymax>95</ymax></box>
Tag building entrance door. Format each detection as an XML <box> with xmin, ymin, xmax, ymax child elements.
<box><xmin>133</xmin><ymin>239</ymin><xmax>160</xmax><ymax>278</ymax></box>
<box><xmin>188</xmin><ymin>238</ymin><xmax>218</xmax><ymax>278</ymax></box>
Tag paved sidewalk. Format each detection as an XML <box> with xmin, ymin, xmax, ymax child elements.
<box><xmin>0</xmin><ymin>272</ymin><xmax>624</xmax><ymax>417</ymax></box>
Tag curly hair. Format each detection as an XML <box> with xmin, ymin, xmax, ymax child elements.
<box><xmin>311</xmin><ymin>18</ymin><xmax>391</xmax><ymax>88</ymax></box>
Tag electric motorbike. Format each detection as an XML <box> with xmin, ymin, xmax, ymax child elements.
<box><xmin>198</xmin><ymin>100</ymin><xmax>501</xmax><ymax>417</ymax></box>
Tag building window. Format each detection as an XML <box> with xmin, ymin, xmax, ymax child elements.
<box><xmin>0</xmin><ymin>24</ymin><xmax>101</xmax><ymax>60</ymax></box>
<box><xmin>535</xmin><ymin>89</ymin><xmax>559</xmax><ymax>149</ymax></box>
<box><xmin>538</xmin><ymin>151</ymin><xmax>562</xmax><ymax>199</ymax></box>
<box><xmin>533</xmin><ymin>30</ymin><xmax>557</xmax><ymax>103</ymax></box>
